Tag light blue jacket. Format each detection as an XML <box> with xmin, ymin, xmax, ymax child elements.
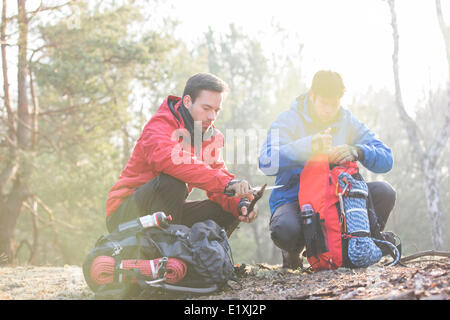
<box><xmin>258</xmin><ymin>94</ymin><xmax>393</xmax><ymax>215</ymax></box>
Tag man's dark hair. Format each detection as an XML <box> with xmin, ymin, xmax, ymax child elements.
<box><xmin>310</xmin><ymin>70</ymin><xmax>346</xmax><ymax>99</ymax></box>
<box><xmin>182</xmin><ymin>73</ymin><xmax>229</xmax><ymax>103</ymax></box>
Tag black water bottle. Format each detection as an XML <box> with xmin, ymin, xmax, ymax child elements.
<box><xmin>300</xmin><ymin>204</ymin><xmax>316</xmax><ymax>257</ymax></box>
<box><xmin>300</xmin><ymin>204</ymin><xmax>314</xmax><ymax>226</ymax></box>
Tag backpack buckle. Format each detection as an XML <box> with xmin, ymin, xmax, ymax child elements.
<box><xmin>157</xmin><ymin>257</ymin><xmax>168</xmax><ymax>279</ymax></box>
<box><xmin>342</xmin><ymin>180</ymin><xmax>351</xmax><ymax>197</ymax></box>
<box><xmin>335</xmin><ymin>179</ymin><xmax>351</xmax><ymax>197</ymax></box>
<box><xmin>111</xmin><ymin>241</ymin><xmax>123</xmax><ymax>257</ymax></box>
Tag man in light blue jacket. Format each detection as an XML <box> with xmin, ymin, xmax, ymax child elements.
<box><xmin>258</xmin><ymin>70</ymin><xmax>396</xmax><ymax>269</ymax></box>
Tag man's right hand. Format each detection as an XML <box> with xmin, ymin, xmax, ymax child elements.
<box><xmin>237</xmin><ymin>198</ymin><xmax>258</xmax><ymax>223</ymax></box>
<box><xmin>311</xmin><ymin>128</ymin><xmax>332</xmax><ymax>154</ymax></box>
<box><xmin>225</xmin><ymin>180</ymin><xmax>254</xmax><ymax>200</ymax></box>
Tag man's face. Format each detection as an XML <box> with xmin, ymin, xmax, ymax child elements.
<box><xmin>184</xmin><ymin>90</ymin><xmax>223</xmax><ymax>133</ymax></box>
<box><xmin>310</xmin><ymin>92</ymin><xmax>341</xmax><ymax>124</ymax></box>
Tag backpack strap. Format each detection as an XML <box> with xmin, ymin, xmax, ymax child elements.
<box><xmin>94</xmin><ymin>282</ymin><xmax>134</xmax><ymax>300</ymax></box>
<box><xmin>144</xmin><ymin>281</ymin><xmax>218</xmax><ymax>295</ymax></box>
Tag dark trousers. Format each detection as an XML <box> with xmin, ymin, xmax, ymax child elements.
<box><xmin>269</xmin><ymin>181</ymin><xmax>396</xmax><ymax>254</ymax></box>
<box><xmin>106</xmin><ymin>173</ymin><xmax>237</xmax><ymax>233</ymax></box>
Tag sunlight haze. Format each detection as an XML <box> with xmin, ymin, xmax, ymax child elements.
<box><xmin>169</xmin><ymin>0</ymin><xmax>450</xmax><ymax>114</ymax></box>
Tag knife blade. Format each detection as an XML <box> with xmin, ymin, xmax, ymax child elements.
<box><xmin>224</xmin><ymin>184</ymin><xmax>284</xmax><ymax>197</ymax></box>
<box><xmin>252</xmin><ymin>185</ymin><xmax>284</xmax><ymax>192</ymax></box>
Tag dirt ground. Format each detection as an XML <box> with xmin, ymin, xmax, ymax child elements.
<box><xmin>0</xmin><ymin>257</ymin><xmax>448</xmax><ymax>300</ymax></box>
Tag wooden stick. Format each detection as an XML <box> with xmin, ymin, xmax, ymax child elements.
<box><xmin>400</xmin><ymin>250</ymin><xmax>450</xmax><ymax>263</ymax></box>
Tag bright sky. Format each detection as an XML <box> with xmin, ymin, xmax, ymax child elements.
<box><xmin>20</xmin><ymin>0</ymin><xmax>450</xmax><ymax>115</ymax></box>
<box><xmin>165</xmin><ymin>0</ymin><xmax>450</xmax><ymax>114</ymax></box>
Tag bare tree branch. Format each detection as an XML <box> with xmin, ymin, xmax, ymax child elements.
<box><xmin>435</xmin><ymin>0</ymin><xmax>450</xmax><ymax>70</ymax></box>
<box><xmin>17</xmin><ymin>0</ymin><xmax>31</xmax><ymax>150</ymax></box>
<box><xmin>28</xmin><ymin>43</ymin><xmax>55</xmax><ymax>65</ymax></box>
<box><xmin>388</xmin><ymin>0</ymin><xmax>426</xmax><ymax>163</ymax></box>
<box><xmin>400</xmin><ymin>250</ymin><xmax>450</xmax><ymax>263</ymax></box>
<box><xmin>0</xmin><ymin>161</ymin><xmax>18</xmax><ymax>195</ymax></box>
<box><xmin>32</xmin><ymin>195</ymin><xmax>77</xmax><ymax>230</ymax></box>
<box><xmin>3</xmin><ymin>0</ymin><xmax>76</xmax><ymax>23</ymax></box>
<box><xmin>29</xmin><ymin>71</ymin><xmax>39</xmax><ymax>150</ymax></box>
<box><xmin>428</xmin><ymin>0</ymin><xmax>450</xmax><ymax>167</ymax></box>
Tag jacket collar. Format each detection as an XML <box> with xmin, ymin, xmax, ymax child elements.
<box><xmin>167</xmin><ymin>96</ymin><xmax>216</xmax><ymax>143</ymax></box>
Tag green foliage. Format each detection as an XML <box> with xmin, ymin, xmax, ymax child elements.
<box><xmin>14</xmin><ymin>0</ymin><xmax>181</xmax><ymax>265</ymax></box>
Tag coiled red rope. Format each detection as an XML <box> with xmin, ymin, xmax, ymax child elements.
<box><xmin>90</xmin><ymin>256</ymin><xmax>187</xmax><ymax>285</ymax></box>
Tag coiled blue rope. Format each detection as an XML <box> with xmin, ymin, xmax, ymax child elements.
<box><xmin>338</xmin><ymin>172</ymin><xmax>399</xmax><ymax>268</ymax></box>
<box><xmin>373</xmin><ymin>238</ymin><xmax>400</xmax><ymax>267</ymax></box>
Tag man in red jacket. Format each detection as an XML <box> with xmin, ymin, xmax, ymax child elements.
<box><xmin>106</xmin><ymin>73</ymin><xmax>258</xmax><ymax>233</ymax></box>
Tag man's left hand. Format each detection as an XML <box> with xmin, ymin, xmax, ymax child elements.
<box><xmin>328</xmin><ymin>144</ymin><xmax>359</xmax><ymax>164</ymax></box>
<box><xmin>237</xmin><ymin>198</ymin><xmax>258</xmax><ymax>223</ymax></box>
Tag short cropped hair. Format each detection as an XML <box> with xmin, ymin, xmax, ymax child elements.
<box><xmin>182</xmin><ymin>73</ymin><xmax>229</xmax><ymax>103</ymax></box>
<box><xmin>310</xmin><ymin>70</ymin><xmax>346</xmax><ymax>99</ymax></box>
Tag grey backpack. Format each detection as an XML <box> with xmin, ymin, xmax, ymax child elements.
<box><xmin>82</xmin><ymin>219</ymin><xmax>235</xmax><ymax>299</ymax></box>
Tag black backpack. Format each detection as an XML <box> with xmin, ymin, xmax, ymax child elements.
<box><xmin>82</xmin><ymin>219</ymin><xmax>235</xmax><ymax>299</ymax></box>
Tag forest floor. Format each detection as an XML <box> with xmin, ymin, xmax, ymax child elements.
<box><xmin>0</xmin><ymin>256</ymin><xmax>448</xmax><ymax>300</ymax></box>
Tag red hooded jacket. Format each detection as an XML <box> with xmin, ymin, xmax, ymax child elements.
<box><xmin>106</xmin><ymin>95</ymin><xmax>240</xmax><ymax>219</ymax></box>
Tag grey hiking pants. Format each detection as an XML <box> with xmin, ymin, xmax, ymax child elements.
<box><xmin>106</xmin><ymin>173</ymin><xmax>237</xmax><ymax>233</ymax></box>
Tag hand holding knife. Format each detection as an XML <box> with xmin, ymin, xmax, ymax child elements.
<box><xmin>224</xmin><ymin>182</ymin><xmax>284</xmax><ymax>237</ymax></box>
<box><xmin>224</xmin><ymin>182</ymin><xmax>284</xmax><ymax>197</ymax></box>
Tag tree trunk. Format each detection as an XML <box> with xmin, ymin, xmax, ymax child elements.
<box><xmin>388</xmin><ymin>0</ymin><xmax>447</xmax><ymax>250</ymax></box>
<box><xmin>0</xmin><ymin>0</ymin><xmax>32</xmax><ymax>264</ymax></box>
<box><xmin>0</xmin><ymin>0</ymin><xmax>18</xmax><ymax>197</ymax></box>
<box><xmin>1</xmin><ymin>0</ymin><xmax>14</xmax><ymax>140</ymax></box>
<box><xmin>422</xmin><ymin>160</ymin><xmax>443</xmax><ymax>249</ymax></box>
<box><xmin>29</xmin><ymin>199</ymin><xmax>39</xmax><ymax>264</ymax></box>
<box><xmin>0</xmin><ymin>202</ymin><xmax>14</xmax><ymax>263</ymax></box>
<box><xmin>0</xmin><ymin>0</ymin><xmax>14</xmax><ymax>264</ymax></box>
<box><xmin>17</xmin><ymin>0</ymin><xmax>30</xmax><ymax>149</ymax></box>
<box><xmin>0</xmin><ymin>179</ymin><xmax>27</xmax><ymax>263</ymax></box>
